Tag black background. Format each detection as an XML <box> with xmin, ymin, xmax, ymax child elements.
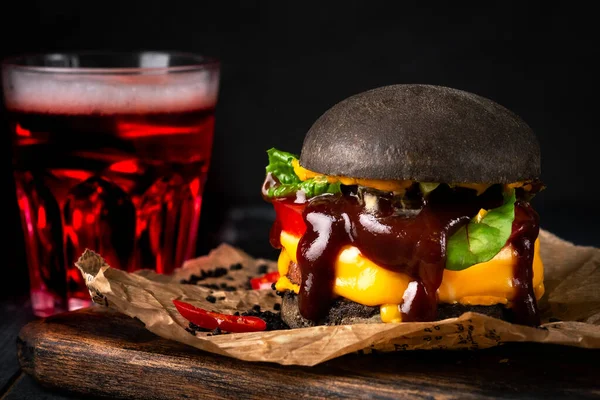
<box><xmin>1</xmin><ymin>1</ymin><xmax>598</xmax><ymax>298</ymax></box>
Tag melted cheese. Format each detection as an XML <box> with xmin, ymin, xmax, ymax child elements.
<box><xmin>291</xmin><ymin>159</ymin><xmax>530</xmax><ymax>194</ymax></box>
<box><xmin>275</xmin><ymin>248</ymin><xmax>299</xmax><ymax>293</ymax></box>
<box><xmin>451</xmin><ymin>183</ymin><xmax>492</xmax><ymax>196</ymax></box>
<box><xmin>380</xmin><ymin>304</ymin><xmax>403</xmax><ymax>323</ymax></box>
<box><xmin>292</xmin><ymin>159</ymin><xmax>412</xmax><ymax>192</ymax></box>
<box><xmin>275</xmin><ymin>230</ymin><xmax>545</xmax><ymax>322</ymax></box>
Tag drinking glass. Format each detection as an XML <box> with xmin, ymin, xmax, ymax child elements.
<box><xmin>2</xmin><ymin>52</ymin><xmax>220</xmax><ymax>316</ymax></box>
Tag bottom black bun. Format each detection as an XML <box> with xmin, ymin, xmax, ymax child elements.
<box><xmin>281</xmin><ymin>292</ymin><xmax>508</xmax><ymax>328</ymax></box>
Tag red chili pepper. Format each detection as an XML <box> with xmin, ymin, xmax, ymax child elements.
<box><xmin>250</xmin><ymin>271</ymin><xmax>280</xmax><ymax>290</ymax></box>
<box><xmin>173</xmin><ymin>300</ymin><xmax>267</xmax><ymax>333</ymax></box>
<box><xmin>273</xmin><ymin>200</ymin><xmax>306</xmax><ymax>236</ymax></box>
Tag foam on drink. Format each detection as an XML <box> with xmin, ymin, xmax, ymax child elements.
<box><xmin>6</xmin><ymin>60</ymin><xmax>220</xmax><ymax>316</ymax></box>
<box><xmin>3</xmin><ymin>69</ymin><xmax>219</xmax><ymax>114</ymax></box>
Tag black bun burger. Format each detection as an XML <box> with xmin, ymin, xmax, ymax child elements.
<box><xmin>261</xmin><ymin>84</ymin><xmax>545</xmax><ymax>328</ymax></box>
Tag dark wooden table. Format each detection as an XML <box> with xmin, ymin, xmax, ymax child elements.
<box><xmin>3</xmin><ymin>296</ymin><xmax>600</xmax><ymax>399</ymax></box>
<box><xmin>1</xmin><ymin>297</ymin><xmax>80</xmax><ymax>400</ymax></box>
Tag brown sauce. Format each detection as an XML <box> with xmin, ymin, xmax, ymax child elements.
<box><xmin>508</xmin><ymin>200</ymin><xmax>541</xmax><ymax>326</ymax></box>
<box><xmin>266</xmin><ymin>181</ymin><xmax>541</xmax><ymax>326</ymax></box>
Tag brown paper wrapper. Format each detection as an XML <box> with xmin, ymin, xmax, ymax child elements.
<box><xmin>75</xmin><ymin>229</ymin><xmax>600</xmax><ymax>366</ymax></box>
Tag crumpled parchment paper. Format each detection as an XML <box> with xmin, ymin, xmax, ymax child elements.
<box><xmin>75</xmin><ymin>229</ymin><xmax>600</xmax><ymax>366</ymax></box>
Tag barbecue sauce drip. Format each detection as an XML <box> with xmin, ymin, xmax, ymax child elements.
<box><xmin>508</xmin><ymin>200</ymin><xmax>541</xmax><ymax>326</ymax></box>
<box><xmin>264</xmin><ymin>178</ymin><xmax>541</xmax><ymax>326</ymax></box>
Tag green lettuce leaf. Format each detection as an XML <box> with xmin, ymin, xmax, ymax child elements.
<box><xmin>445</xmin><ymin>190</ymin><xmax>516</xmax><ymax>271</ymax></box>
<box><xmin>419</xmin><ymin>182</ymin><xmax>440</xmax><ymax>196</ymax></box>
<box><xmin>265</xmin><ymin>148</ymin><xmax>341</xmax><ymax>198</ymax></box>
<box><xmin>265</xmin><ymin>148</ymin><xmax>300</xmax><ymax>185</ymax></box>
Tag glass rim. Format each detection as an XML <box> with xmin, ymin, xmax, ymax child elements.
<box><xmin>1</xmin><ymin>50</ymin><xmax>220</xmax><ymax>75</ymax></box>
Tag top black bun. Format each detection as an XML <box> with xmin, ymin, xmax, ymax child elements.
<box><xmin>299</xmin><ymin>84</ymin><xmax>540</xmax><ymax>184</ymax></box>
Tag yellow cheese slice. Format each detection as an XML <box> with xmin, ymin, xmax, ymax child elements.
<box><xmin>275</xmin><ymin>230</ymin><xmax>545</xmax><ymax>322</ymax></box>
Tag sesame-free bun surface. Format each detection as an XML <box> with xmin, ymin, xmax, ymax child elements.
<box><xmin>299</xmin><ymin>84</ymin><xmax>540</xmax><ymax>183</ymax></box>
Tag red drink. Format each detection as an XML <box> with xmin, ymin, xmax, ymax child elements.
<box><xmin>2</xmin><ymin>52</ymin><xmax>220</xmax><ymax>316</ymax></box>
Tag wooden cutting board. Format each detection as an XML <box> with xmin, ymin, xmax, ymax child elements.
<box><xmin>17</xmin><ymin>307</ymin><xmax>600</xmax><ymax>399</ymax></box>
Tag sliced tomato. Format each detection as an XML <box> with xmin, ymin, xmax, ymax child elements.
<box><xmin>173</xmin><ymin>300</ymin><xmax>267</xmax><ymax>333</ymax></box>
<box><xmin>250</xmin><ymin>271</ymin><xmax>280</xmax><ymax>290</ymax></box>
<box><xmin>273</xmin><ymin>200</ymin><xmax>306</xmax><ymax>236</ymax></box>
